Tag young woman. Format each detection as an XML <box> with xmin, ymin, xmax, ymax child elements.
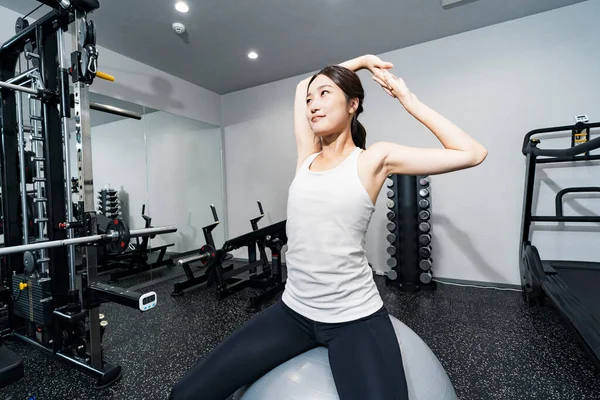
<box><xmin>169</xmin><ymin>54</ymin><xmax>487</xmax><ymax>400</ymax></box>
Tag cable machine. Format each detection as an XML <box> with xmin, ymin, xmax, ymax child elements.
<box><xmin>0</xmin><ymin>0</ymin><xmax>177</xmax><ymax>389</ymax></box>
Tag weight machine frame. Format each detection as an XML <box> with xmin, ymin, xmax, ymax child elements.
<box><xmin>172</xmin><ymin>203</ymin><xmax>287</xmax><ymax>312</ymax></box>
<box><xmin>0</xmin><ymin>0</ymin><xmax>176</xmax><ymax>389</ymax></box>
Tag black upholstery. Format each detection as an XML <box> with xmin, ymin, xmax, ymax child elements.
<box><xmin>0</xmin><ymin>346</ymin><xmax>24</xmax><ymax>389</ymax></box>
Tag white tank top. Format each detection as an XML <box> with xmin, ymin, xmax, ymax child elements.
<box><xmin>282</xmin><ymin>146</ymin><xmax>384</xmax><ymax>323</ymax></box>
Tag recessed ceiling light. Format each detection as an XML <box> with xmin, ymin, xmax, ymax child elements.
<box><xmin>175</xmin><ymin>2</ymin><xmax>189</xmax><ymax>13</ymax></box>
<box><xmin>248</xmin><ymin>51</ymin><xmax>258</xmax><ymax>60</ymax></box>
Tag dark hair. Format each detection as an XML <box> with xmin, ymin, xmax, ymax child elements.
<box><xmin>308</xmin><ymin>65</ymin><xmax>367</xmax><ymax>149</ymax></box>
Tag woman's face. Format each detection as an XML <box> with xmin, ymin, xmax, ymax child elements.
<box><xmin>306</xmin><ymin>74</ymin><xmax>357</xmax><ymax>137</ymax></box>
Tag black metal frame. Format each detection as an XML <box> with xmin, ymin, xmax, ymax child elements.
<box><xmin>96</xmin><ymin>205</ymin><xmax>175</xmax><ymax>282</ymax></box>
<box><xmin>519</xmin><ymin>120</ymin><xmax>600</xmax><ymax>369</ymax></box>
<box><xmin>172</xmin><ymin>205</ymin><xmax>287</xmax><ymax>311</ymax></box>
<box><xmin>0</xmin><ymin>2</ymin><xmax>166</xmax><ymax>389</ymax></box>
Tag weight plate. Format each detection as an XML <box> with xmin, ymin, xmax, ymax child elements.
<box><xmin>106</xmin><ymin>218</ymin><xmax>130</xmax><ymax>255</ymax></box>
<box><xmin>199</xmin><ymin>244</ymin><xmax>216</xmax><ymax>266</ymax></box>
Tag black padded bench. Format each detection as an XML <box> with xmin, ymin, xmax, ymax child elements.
<box><xmin>0</xmin><ymin>346</ymin><xmax>24</xmax><ymax>389</ymax></box>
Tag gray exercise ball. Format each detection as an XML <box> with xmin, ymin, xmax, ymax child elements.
<box><xmin>233</xmin><ymin>315</ymin><xmax>457</xmax><ymax>400</ymax></box>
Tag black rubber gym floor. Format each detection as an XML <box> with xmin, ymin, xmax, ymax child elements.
<box><xmin>1</xmin><ymin>260</ymin><xmax>600</xmax><ymax>400</ymax></box>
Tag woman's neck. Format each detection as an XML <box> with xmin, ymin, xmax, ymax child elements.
<box><xmin>320</xmin><ymin>131</ymin><xmax>355</xmax><ymax>160</ymax></box>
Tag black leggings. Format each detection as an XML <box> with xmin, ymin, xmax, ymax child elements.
<box><xmin>169</xmin><ymin>300</ymin><xmax>409</xmax><ymax>400</ymax></box>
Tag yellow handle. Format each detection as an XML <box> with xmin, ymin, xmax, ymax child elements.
<box><xmin>19</xmin><ymin>282</ymin><xmax>28</xmax><ymax>290</ymax></box>
<box><xmin>97</xmin><ymin>71</ymin><xmax>115</xmax><ymax>82</ymax></box>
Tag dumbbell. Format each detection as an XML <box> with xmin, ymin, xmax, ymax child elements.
<box><xmin>386</xmin><ymin>233</ymin><xmax>396</xmax><ymax>243</ymax></box>
<box><xmin>419</xmin><ymin>176</ymin><xmax>430</xmax><ymax>188</ymax></box>
<box><xmin>387</xmin><ymin>211</ymin><xmax>395</xmax><ymax>220</ymax></box>
<box><xmin>386</xmin><ymin>199</ymin><xmax>395</xmax><ymax>209</ymax></box>
<box><xmin>419</xmin><ymin>246</ymin><xmax>431</xmax><ymax>258</ymax></box>
<box><xmin>386</xmin><ymin>269</ymin><xmax>398</xmax><ymax>280</ymax></box>
<box><xmin>387</xmin><ymin>245</ymin><xmax>397</xmax><ymax>256</ymax></box>
<box><xmin>419</xmin><ymin>222</ymin><xmax>431</xmax><ymax>232</ymax></box>
<box><xmin>387</xmin><ymin>258</ymin><xmax>397</xmax><ymax>268</ymax></box>
<box><xmin>419</xmin><ymin>233</ymin><xmax>431</xmax><ymax>245</ymax></box>
<box><xmin>419</xmin><ymin>210</ymin><xmax>430</xmax><ymax>221</ymax></box>
<box><xmin>386</xmin><ymin>190</ymin><xmax>394</xmax><ymax>199</ymax></box>
<box><xmin>419</xmin><ymin>188</ymin><xmax>430</xmax><ymax>198</ymax></box>
<box><xmin>419</xmin><ymin>258</ymin><xmax>432</xmax><ymax>271</ymax></box>
<box><xmin>420</xmin><ymin>271</ymin><xmax>433</xmax><ymax>284</ymax></box>
<box><xmin>418</xmin><ymin>199</ymin><xmax>430</xmax><ymax>209</ymax></box>
<box><xmin>387</xmin><ymin>222</ymin><xmax>396</xmax><ymax>231</ymax></box>
<box><xmin>386</xmin><ymin>178</ymin><xmax>394</xmax><ymax>188</ymax></box>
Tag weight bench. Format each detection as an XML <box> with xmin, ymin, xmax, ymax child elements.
<box><xmin>0</xmin><ymin>346</ymin><xmax>24</xmax><ymax>389</ymax></box>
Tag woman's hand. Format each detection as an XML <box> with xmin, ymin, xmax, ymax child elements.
<box><xmin>372</xmin><ymin>69</ymin><xmax>416</xmax><ymax>107</ymax></box>
<box><xmin>361</xmin><ymin>54</ymin><xmax>394</xmax><ymax>74</ymax></box>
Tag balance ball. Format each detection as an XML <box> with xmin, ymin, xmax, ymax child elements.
<box><xmin>234</xmin><ymin>315</ymin><xmax>456</xmax><ymax>400</ymax></box>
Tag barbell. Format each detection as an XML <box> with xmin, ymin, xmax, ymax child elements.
<box><xmin>0</xmin><ymin>218</ymin><xmax>177</xmax><ymax>257</ymax></box>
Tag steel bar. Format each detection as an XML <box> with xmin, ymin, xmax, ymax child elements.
<box><xmin>16</xmin><ymin>92</ymin><xmax>30</xmax><ymax>244</ymax></box>
<box><xmin>0</xmin><ymin>225</ymin><xmax>177</xmax><ymax>256</ymax></box>
<box><xmin>6</xmin><ymin>67</ymin><xmax>38</xmax><ymax>85</ymax></box>
<box><xmin>58</xmin><ymin>27</ymin><xmax>76</xmax><ymax>289</ymax></box>
<box><xmin>89</xmin><ymin>102</ymin><xmax>142</xmax><ymax>120</ymax></box>
<box><xmin>177</xmin><ymin>252</ymin><xmax>210</xmax><ymax>266</ymax></box>
<box><xmin>130</xmin><ymin>226</ymin><xmax>178</xmax><ymax>237</ymax></box>
<box><xmin>0</xmin><ymin>80</ymin><xmax>38</xmax><ymax>95</ymax></box>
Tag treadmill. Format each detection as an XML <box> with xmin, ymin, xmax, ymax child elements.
<box><xmin>520</xmin><ymin>120</ymin><xmax>600</xmax><ymax>369</ymax></box>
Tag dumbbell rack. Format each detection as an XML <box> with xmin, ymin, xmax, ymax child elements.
<box><xmin>384</xmin><ymin>174</ymin><xmax>436</xmax><ymax>292</ymax></box>
<box><xmin>97</xmin><ymin>188</ymin><xmax>120</xmax><ymax>219</ymax></box>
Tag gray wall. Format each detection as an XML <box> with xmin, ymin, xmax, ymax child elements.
<box><xmin>221</xmin><ymin>0</ymin><xmax>600</xmax><ymax>285</ymax></box>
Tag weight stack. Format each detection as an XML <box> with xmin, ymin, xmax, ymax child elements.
<box><xmin>384</xmin><ymin>175</ymin><xmax>436</xmax><ymax>292</ymax></box>
<box><xmin>97</xmin><ymin>188</ymin><xmax>121</xmax><ymax>219</ymax></box>
<box><xmin>11</xmin><ymin>274</ymin><xmax>53</xmax><ymax>325</ymax></box>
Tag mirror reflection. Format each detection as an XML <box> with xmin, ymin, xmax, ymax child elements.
<box><xmin>67</xmin><ymin>93</ymin><xmax>225</xmax><ymax>286</ymax></box>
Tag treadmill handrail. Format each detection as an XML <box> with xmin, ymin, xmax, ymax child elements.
<box><xmin>525</xmin><ymin>135</ymin><xmax>600</xmax><ymax>158</ymax></box>
<box><xmin>522</xmin><ymin>121</ymin><xmax>600</xmax><ymax>156</ymax></box>
<box><xmin>556</xmin><ymin>187</ymin><xmax>600</xmax><ymax>217</ymax></box>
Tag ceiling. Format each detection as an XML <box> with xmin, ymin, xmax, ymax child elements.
<box><xmin>0</xmin><ymin>0</ymin><xmax>587</xmax><ymax>94</ymax></box>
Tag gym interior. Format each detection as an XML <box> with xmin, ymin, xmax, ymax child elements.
<box><xmin>0</xmin><ymin>0</ymin><xmax>599</xmax><ymax>399</ymax></box>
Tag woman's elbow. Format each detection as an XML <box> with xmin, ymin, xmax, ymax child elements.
<box><xmin>472</xmin><ymin>146</ymin><xmax>488</xmax><ymax>166</ymax></box>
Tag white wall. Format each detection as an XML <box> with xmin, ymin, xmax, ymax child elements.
<box><xmin>221</xmin><ymin>0</ymin><xmax>600</xmax><ymax>286</ymax></box>
<box><xmin>84</xmin><ymin>118</ymin><xmax>148</xmax><ymax>230</ymax></box>
<box><xmin>90</xmin><ymin>47</ymin><xmax>221</xmax><ymax>128</ymax></box>
<box><xmin>143</xmin><ymin>112</ymin><xmax>225</xmax><ymax>252</ymax></box>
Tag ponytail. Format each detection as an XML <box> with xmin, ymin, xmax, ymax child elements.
<box><xmin>351</xmin><ymin>103</ymin><xmax>366</xmax><ymax>149</ymax></box>
<box><xmin>351</xmin><ymin>117</ymin><xmax>367</xmax><ymax>150</ymax></box>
